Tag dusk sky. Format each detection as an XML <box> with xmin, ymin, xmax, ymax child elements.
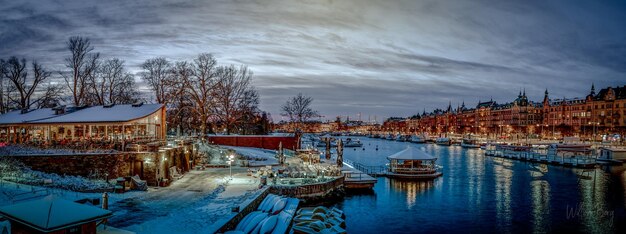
<box><xmin>1</xmin><ymin>0</ymin><xmax>625</xmax><ymax>121</ymax></box>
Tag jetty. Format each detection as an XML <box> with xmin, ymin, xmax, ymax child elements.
<box><xmin>484</xmin><ymin>144</ymin><xmax>597</xmax><ymax>168</ymax></box>
<box><xmin>342</xmin><ymin>159</ymin><xmax>378</xmax><ymax>189</ymax></box>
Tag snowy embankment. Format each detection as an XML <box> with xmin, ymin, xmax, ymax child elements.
<box><xmin>221</xmin><ymin>146</ymin><xmax>279</xmax><ymax>166</ymax></box>
<box><xmin>0</xmin><ymin>145</ymin><xmax>119</xmax><ymax>156</ymax></box>
<box><xmin>0</xmin><ymin>159</ymin><xmax>112</xmax><ymax>192</ymax></box>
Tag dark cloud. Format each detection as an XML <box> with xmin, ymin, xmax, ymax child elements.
<box><xmin>0</xmin><ymin>0</ymin><xmax>624</xmax><ymax>120</ymax></box>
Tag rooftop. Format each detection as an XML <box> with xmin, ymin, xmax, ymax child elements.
<box><xmin>387</xmin><ymin>146</ymin><xmax>437</xmax><ymax>161</ymax></box>
<box><xmin>0</xmin><ymin>103</ymin><xmax>163</xmax><ymax>125</ymax></box>
<box><xmin>0</xmin><ymin>196</ymin><xmax>112</xmax><ymax>232</ymax></box>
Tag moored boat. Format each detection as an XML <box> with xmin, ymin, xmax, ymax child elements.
<box><xmin>461</xmin><ymin>138</ymin><xmax>480</xmax><ymax>148</ymax></box>
<box><xmin>597</xmin><ymin>147</ymin><xmax>626</xmax><ymax>164</ymax></box>
<box><xmin>344</xmin><ymin>138</ymin><xmax>363</xmax><ymax>147</ymax></box>
<box><xmin>395</xmin><ymin>134</ymin><xmax>406</xmax><ymax>142</ymax></box>
<box><xmin>409</xmin><ymin>134</ymin><xmax>426</xmax><ymax>143</ymax></box>
<box><xmin>386</xmin><ymin>147</ymin><xmax>443</xmax><ymax>179</ymax></box>
<box><xmin>435</xmin><ymin>137</ymin><xmax>451</xmax><ymax>146</ymax></box>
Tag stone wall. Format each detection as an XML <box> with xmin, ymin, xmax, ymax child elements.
<box><xmin>6</xmin><ymin>153</ymin><xmax>129</xmax><ymax>179</ymax></box>
<box><xmin>6</xmin><ymin>144</ymin><xmax>197</xmax><ymax>186</ymax></box>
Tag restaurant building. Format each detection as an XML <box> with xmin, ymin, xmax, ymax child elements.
<box><xmin>0</xmin><ymin>103</ymin><xmax>166</xmax><ymax>145</ymax></box>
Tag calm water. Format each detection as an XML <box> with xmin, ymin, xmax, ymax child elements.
<box><xmin>326</xmin><ymin>137</ymin><xmax>626</xmax><ymax>233</ymax></box>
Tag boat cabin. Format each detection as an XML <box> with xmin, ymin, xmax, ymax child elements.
<box><xmin>598</xmin><ymin>147</ymin><xmax>626</xmax><ymax>162</ymax></box>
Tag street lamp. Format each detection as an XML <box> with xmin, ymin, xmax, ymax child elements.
<box><xmin>228</xmin><ymin>154</ymin><xmax>234</xmax><ymax>179</ymax></box>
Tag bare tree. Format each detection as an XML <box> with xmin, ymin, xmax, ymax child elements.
<box><xmin>63</xmin><ymin>36</ymin><xmax>99</xmax><ymax>106</ymax></box>
<box><xmin>0</xmin><ymin>59</ymin><xmax>7</xmax><ymax>113</ymax></box>
<box><xmin>1</xmin><ymin>57</ymin><xmax>50</xmax><ymax>111</ymax></box>
<box><xmin>140</xmin><ymin>57</ymin><xmax>174</xmax><ymax>104</ymax></box>
<box><xmin>86</xmin><ymin>58</ymin><xmax>137</xmax><ymax>105</ymax></box>
<box><xmin>179</xmin><ymin>53</ymin><xmax>218</xmax><ymax>135</ymax></box>
<box><xmin>213</xmin><ymin>65</ymin><xmax>258</xmax><ymax>134</ymax></box>
<box><xmin>281</xmin><ymin>93</ymin><xmax>319</xmax><ymax>130</ymax></box>
<box><xmin>35</xmin><ymin>82</ymin><xmax>63</xmax><ymax>108</ymax></box>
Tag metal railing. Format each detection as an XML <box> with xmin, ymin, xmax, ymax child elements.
<box><xmin>344</xmin><ymin>159</ymin><xmax>387</xmax><ymax>176</ymax></box>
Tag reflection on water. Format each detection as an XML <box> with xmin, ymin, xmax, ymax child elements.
<box><xmin>494</xmin><ymin>157</ymin><xmax>512</xmax><ymax>232</ymax></box>
<box><xmin>329</xmin><ymin>136</ymin><xmax>626</xmax><ymax>233</ymax></box>
<box><xmin>388</xmin><ymin>179</ymin><xmax>437</xmax><ymax>209</ymax></box>
<box><xmin>531</xmin><ymin>179</ymin><xmax>550</xmax><ymax>233</ymax></box>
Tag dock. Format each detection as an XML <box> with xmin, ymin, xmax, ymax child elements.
<box><xmin>342</xmin><ymin>159</ymin><xmax>379</xmax><ymax>189</ymax></box>
<box><xmin>485</xmin><ymin>149</ymin><xmax>597</xmax><ymax>168</ymax></box>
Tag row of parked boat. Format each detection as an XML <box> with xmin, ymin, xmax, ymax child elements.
<box><xmin>311</xmin><ymin>135</ymin><xmax>363</xmax><ymax>148</ymax></box>
<box><xmin>292</xmin><ymin>206</ymin><xmax>346</xmax><ymax>234</ymax></box>
<box><xmin>225</xmin><ymin>194</ymin><xmax>299</xmax><ymax>234</ymax></box>
<box><xmin>368</xmin><ymin>133</ymin><xmax>485</xmax><ymax>148</ymax></box>
<box><xmin>225</xmin><ymin>193</ymin><xmax>348</xmax><ymax>234</ymax></box>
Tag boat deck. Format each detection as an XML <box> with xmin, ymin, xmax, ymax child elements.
<box><xmin>386</xmin><ymin>171</ymin><xmax>443</xmax><ymax>179</ymax></box>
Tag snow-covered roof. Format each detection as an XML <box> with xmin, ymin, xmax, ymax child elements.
<box><xmin>387</xmin><ymin>147</ymin><xmax>437</xmax><ymax>161</ymax></box>
<box><xmin>0</xmin><ymin>196</ymin><xmax>112</xmax><ymax>232</ymax></box>
<box><xmin>0</xmin><ymin>108</ymin><xmax>57</xmax><ymax>124</ymax></box>
<box><xmin>0</xmin><ymin>104</ymin><xmax>163</xmax><ymax>125</ymax></box>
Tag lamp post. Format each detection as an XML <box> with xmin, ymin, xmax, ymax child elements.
<box><xmin>228</xmin><ymin>154</ymin><xmax>234</xmax><ymax>179</ymax></box>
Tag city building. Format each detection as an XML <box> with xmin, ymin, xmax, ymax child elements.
<box><xmin>385</xmin><ymin>84</ymin><xmax>626</xmax><ymax>139</ymax></box>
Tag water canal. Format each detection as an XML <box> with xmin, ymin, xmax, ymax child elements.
<box><xmin>326</xmin><ymin>136</ymin><xmax>625</xmax><ymax>233</ymax></box>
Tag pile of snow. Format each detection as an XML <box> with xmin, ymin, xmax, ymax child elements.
<box><xmin>0</xmin><ymin>145</ymin><xmax>119</xmax><ymax>156</ymax></box>
<box><xmin>0</xmin><ymin>159</ymin><xmax>112</xmax><ymax>191</ymax></box>
<box><xmin>221</xmin><ymin>146</ymin><xmax>279</xmax><ymax>166</ymax></box>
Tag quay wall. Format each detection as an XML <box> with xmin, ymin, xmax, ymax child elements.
<box><xmin>207</xmin><ymin>135</ymin><xmax>300</xmax><ymax>150</ymax></box>
<box><xmin>4</xmin><ymin>144</ymin><xmax>197</xmax><ymax>186</ymax></box>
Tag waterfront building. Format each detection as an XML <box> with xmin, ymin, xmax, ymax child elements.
<box><xmin>386</xmin><ymin>84</ymin><xmax>626</xmax><ymax>139</ymax></box>
<box><xmin>0</xmin><ymin>103</ymin><xmax>166</xmax><ymax>145</ymax></box>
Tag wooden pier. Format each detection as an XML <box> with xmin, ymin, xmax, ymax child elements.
<box><xmin>342</xmin><ymin>159</ymin><xmax>379</xmax><ymax>189</ymax></box>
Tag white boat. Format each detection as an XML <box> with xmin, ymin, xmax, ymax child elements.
<box><xmin>461</xmin><ymin>138</ymin><xmax>480</xmax><ymax>148</ymax></box>
<box><xmin>435</xmin><ymin>137</ymin><xmax>451</xmax><ymax>146</ymax></box>
<box><xmin>596</xmin><ymin>147</ymin><xmax>626</xmax><ymax>163</ymax></box>
<box><xmin>395</xmin><ymin>134</ymin><xmax>406</xmax><ymax>142</ymax></box>
<box><xmin>344</xmin><ymin>138</ymin><xmax>363</xmax><ymax>147</ymax></box>
<box><xmin>409</xmin><ymin>135</ymin><xmax>426</xmax><ymax>143</ymax></box>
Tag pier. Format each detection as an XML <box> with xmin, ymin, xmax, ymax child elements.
<box><xmin>341</xmin><ymin>159</ymin><xmax>379</xmax><ymax>189</ymax></box>
<box><xmin>484</xmin><ymin>145</ymin><xmax>597</xmax><ymax>168</ymax></box>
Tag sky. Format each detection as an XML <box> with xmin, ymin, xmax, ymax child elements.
<box><xmin>1</xmin><ymin>0</ymin><xmax>625</xmax><ymax>122</ymax></box>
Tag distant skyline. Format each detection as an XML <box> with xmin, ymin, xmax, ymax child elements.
<box><xmin>1</xmin><ymin>0</ymin><xmax>625</xmax><ymax>121</ymax></box>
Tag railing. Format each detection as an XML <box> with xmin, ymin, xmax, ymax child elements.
<box><xmin>270</xmin><ymin>176</ymin><xmax>344</xmax><ymax>198</ymax></box>
<box><xmin>344</xmin><ymin>159</ymin><xmax>387</xmax><ymax>176</ymax></box>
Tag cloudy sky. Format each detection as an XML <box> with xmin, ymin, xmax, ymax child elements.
<box><xmin>1</xmin><ymin>0</ymin><xmax>625</xmax><ymax>121</ymax></box>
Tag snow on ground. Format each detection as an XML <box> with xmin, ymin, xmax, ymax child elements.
<box><xmin>1</xmin><ymin>167</ymin><xmax>263</xmax><ymax>234</ymax></box>
<box><xmin>106</xmin><ymin>168</ymin><xmax>261</xmax><ymax>234</ymax></box>
<box><xmin>221</xmin><ymin>146</ymin><xmax>279</xmax><ymax>166</ymax></box>
<box><xmin>1</xmin><ymin>160</ymin><xmax>112</xmax><ymax>191</ymax></box>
